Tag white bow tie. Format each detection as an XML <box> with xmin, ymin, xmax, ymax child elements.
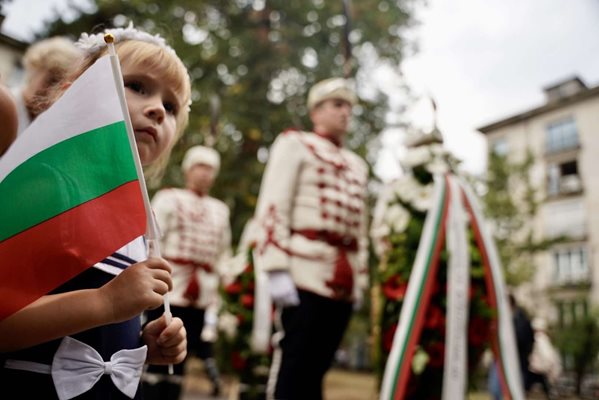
<box><xmin>51</xmin><ymin>336</ymin><xmax>147</xmax><ymax>400</ymax></box>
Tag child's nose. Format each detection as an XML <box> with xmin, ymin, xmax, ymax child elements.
<box><xmin>145</xmin><ymin>97</ymin><xmax>165</xmax><ymax>123</ymax></box>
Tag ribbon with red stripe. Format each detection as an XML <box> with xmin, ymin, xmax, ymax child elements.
<box><xmin>380</xmin><ymin>174</ymin><xmax>450</xmax><ymax>400</ymax></box>
<box><xmin>379</xmin><ymin>175</ymin><xmax>524</xmax><ymax>400</ymax></box>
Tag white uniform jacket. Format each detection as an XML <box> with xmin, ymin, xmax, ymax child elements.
<box><xmin>152</xmin><ymin>188</ymin><xmax>232</xmax><ymax>308</ymax></box>
<box><xmin>253</xmin><ymin>130</ymin><xmax>369</xmax><ymax>301</ymax></box>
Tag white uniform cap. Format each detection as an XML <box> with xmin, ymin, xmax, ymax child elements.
<box><xmin>307</xmin><ymin>77</ymin><xmax>357</xmax><ymax>110</ymax></box>
<box><xmin>182</xmin><ymin>145</ymin><xmax>220</xmax><ymax>173</ymax></box>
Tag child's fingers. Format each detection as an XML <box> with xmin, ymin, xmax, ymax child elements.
<box><xmin>157</xmin><ymin>317</ymin><xmax>186</xmax><ymax>347</ymax></box>
<box><xmin>152</xmin><ymin>279</ymin><xmax>170</xmax><ymax>296</ymax></box>
<box><xmin>145</xmin><ymin>257</ymin><xmax>173</xmax><ymax>274</ymax></box>
<box><xmin>151</xmin><ymin>269</ymin><xmax>173</xmax><ymax>292</ymax></box>
<box><xmin>160</xmin><ymin>340</ymin><xmax>187</xmax><ymax>358</ymax></box>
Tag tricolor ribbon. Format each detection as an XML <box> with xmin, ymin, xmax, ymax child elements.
<box><xmin>380</xmin><ymin>175</ymin><xmax>524</xmax><ymax>400</ymax></box>
<box><xmin>380</xmin><ymin>175</ymin><xmax>449</xmax><ymax>400</ymax></box>
<box><xmin>461</xmin><ymin>180</ymin><xmax>524</xmax><ymax>400</ymax></box>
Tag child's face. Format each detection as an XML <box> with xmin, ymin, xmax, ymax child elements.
<box><xmin>121</xmin><ymin>59</ymin><xmax>180</xmax><ymax>166</ymax></box>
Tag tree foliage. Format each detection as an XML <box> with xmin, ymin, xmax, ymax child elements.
<box><xmin>483</xmin><ymin>150</ymin><xmax>564</xmax><ymax>285</ymax></box>
<box><xmin>41</xmin><ymin>0</ymin><xmax>421</xmax><ymax>244</ymax></box>
<box><xmin>553</xmin><ymin>308</ymin><xmax>599</xmax><ymax>396</ymax></box>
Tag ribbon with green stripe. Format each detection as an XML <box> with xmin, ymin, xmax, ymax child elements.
<box><xmin>380</xmin><ymin>175</ymin><xmax>450</xmax><ymax>400</ymax></box>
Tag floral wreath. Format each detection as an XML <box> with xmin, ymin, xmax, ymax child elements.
<box><xmin>372</xmin><ymin>132</ymin><xmax>493</xmax><ymax>398</ymax></box>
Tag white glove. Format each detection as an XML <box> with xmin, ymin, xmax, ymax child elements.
<box><xmin>353</xmin><ymin>290</ymin><xmax>364</xmax><ymax>311</ymax></box>
<box><xmin>201</xmin><ymin>304</ymin><xmax>219</xmax><ymax>342</ymax></box>
<box><xmin>267</xmin><ymin>270</ymin><xmax>300</xmax><ymax>307</ymax></box>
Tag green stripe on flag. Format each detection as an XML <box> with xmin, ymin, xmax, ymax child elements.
<box><xmin>0</xmin><ymin>121</ymin><xmax>137</xmax><ymax>242</ymax></box>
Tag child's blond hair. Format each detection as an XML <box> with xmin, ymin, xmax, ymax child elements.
<box><xmin>36</xmin><ymin>34</ymin><xmax>192</xmax><ymax>185</ymax></box>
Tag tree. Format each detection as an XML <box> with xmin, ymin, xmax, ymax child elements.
<box><xmin>553</xmin><ymin>308</ymin><xmax>599</xmax><ymax>397</ymax></box>
<box><xmin>42</xmin><ymin>0</ymin><xmax>421</xmax><ymax>244</ymax></box>
<box><xmin>483</xmin><ymin>150</ymin><xmax>564</xmax><ymax>286</ymax></box>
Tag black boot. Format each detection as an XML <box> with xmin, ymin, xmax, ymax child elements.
<box><xmin>204</xmin><ymin>357</ymin><xmax>222</xmax><ymax>397</ymax></box>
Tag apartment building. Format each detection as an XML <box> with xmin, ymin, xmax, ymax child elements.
<box><xmin>478</xmin><ymin>76</ymin><xmax>599</xmax><ymax>326</ymax></box>
<box><xmin>0</xmin><ymin>14</ymin><xmax>27</xmax><ymax>85</ymax></box>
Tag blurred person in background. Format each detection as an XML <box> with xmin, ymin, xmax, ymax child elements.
<box><xmin>0</xmin><ymin>81</ymin><xmax>18</xmax><ymax>156</ymax></box>
<box><xmin>12</xmin><ymin>36</ymin><xmax>81</xmax><ymax>135</ymax></box>
<box><xmin>510</xmin><ymin>293</ymin><xmax>535</xmax><ymax>391</ymax></box>
<box><xmin>528</xmin><ymin>317</ymin><xmax>561</xmax><ymax>399</ymax></box>
<box><xmin>253</xmin><ymin>77</ymin><xmax>369</xmax><ymax>400</ymax></box>
<box><xmin>143</xmin><ymin>145</ymin><xmax>231</xmax><ymax>399</ymax></box>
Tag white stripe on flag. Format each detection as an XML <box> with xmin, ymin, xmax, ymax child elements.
<box><xmin>0</xmin><ymin>56</ymin><xmax>123</xmax><ymax>182</ymax></box>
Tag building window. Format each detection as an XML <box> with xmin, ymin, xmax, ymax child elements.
<box><xmin>492</xmin><ymin>138</ymin><xmax>508</xmax><ymax>156</ymax></box>
<box><xmin>552</xmin><ymin>246</ymin><xmax>589</xmax><ymax>285</ymax></box>
<box><xmin>556</xmin><ymin>299</ymin><xmax>588</xmax><ymax>327</ymax></box>
<box><xmin>546</xmin><ymin>117</ymin><xmax>579</xmax><ymax>153</ymax></box>
<box><xmin>547</xmin><ymin>159</ymin><xmax>582</xmax><ymax>196</ymax></box>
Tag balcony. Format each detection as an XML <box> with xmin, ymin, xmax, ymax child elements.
<box><xmin>546</xmin><ymin>160</ymin><xmax>583</xmax><ymax>199</ymax></box>
<box><xmin>542</xmin><ymin>197</ymin><xmax>586</xmax><ymax>239</ymax></box>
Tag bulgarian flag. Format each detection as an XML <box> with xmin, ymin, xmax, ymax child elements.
<box><xmin>0</xmin><ymin>55</ymin><xmax>147</xmax><ymax>321</ymax></box>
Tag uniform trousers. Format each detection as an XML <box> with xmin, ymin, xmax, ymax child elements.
<box><xmin>270</xmin><ymin>289</ymin><xmax>353</xmax><ymax>400</ymax></box>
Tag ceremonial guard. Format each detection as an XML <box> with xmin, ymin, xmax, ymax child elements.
<box><xmin>253</xmin><ymin>78</ymin><xmax>370</xmax><ymax>400</ymax></box>
<box><xmin>143</xmin><ymin>145</ymin><xmax>231</xmax><ymax>399</ymax></box>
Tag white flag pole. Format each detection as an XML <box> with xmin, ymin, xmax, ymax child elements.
<box><xmin>104</xmin><ymin>34</ymin><xmax>174</xmax><ymax>375</ymax></box>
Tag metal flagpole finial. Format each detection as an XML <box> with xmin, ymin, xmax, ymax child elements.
<box><xmin>103</xmin><ymin>33</ymin><xmax>115</xmax><ymax>44</ymax></box>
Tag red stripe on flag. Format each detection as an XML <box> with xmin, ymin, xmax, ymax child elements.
<box><xmin>394</xmin><ymin>175</ymin><xmax>451</xmax><ymax>400</ymax></box>
<box><xmin>0</xmin><ymin>181</ymin><xmax>146</xmax><ymax>321</ymax></box>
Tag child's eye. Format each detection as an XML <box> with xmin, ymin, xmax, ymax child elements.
<box><xmin>164</xmin><ymin>101</ymin><xmax>178</xmax><ymax>115</ymax></box>
<box><xmin>125</xmin><ymin>81</ymin><xmax>145</xmax><ymax>94</ymax></box>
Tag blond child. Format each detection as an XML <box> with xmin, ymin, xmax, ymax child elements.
<box><xmin>0</xmin><ymin>25</ymin><xmax>192</xmax><ymax>399</ymax></box>
<box><xmin>13</xmin><ymin>36</ymin><xmax>82</xmax><ymax>135</ymax></box>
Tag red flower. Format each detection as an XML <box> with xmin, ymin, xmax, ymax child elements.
<box><xmin>468</xmin><ymin>316</ymin><xmax>491</xmax><ymax>347</ymax></box>
<box><xmin>382</xmin><ymin>323</ymin><xmax>398</xmax><ymax>353</ymax></box>
<box><xmin>243</xmin><ymin>263</ymin><xmax>253</xmax><ymax>274</ymax></box>
<box><xmin>231</xmin><ymin>351</ymin><xmax>247</xmax><ymax>370</ymax></box>
<box><xmin>425</xmin><ymin>341</ymin><xmax>445</xmax><ymax>368</ymax></box>
<box><xmin>236</xmin><ymin>313</ymin><xmax>245</xmax><ymax>324</ymax></box>
<box><xmin>382</xmin><ymin>275</ymin><xmax>408</xmax><ymax>301</ymax></box>
<box><xmin>241</xmin><ymin>294</ymin><xmax>255</xmax><ymax>308</ymax></box>
<box><xmin>225</xmin><ymin>282</ymin><xmax>242</xmax><ymax>295</ymax></box>
<box><xmin>424</xmin><ymin>305</ymin><xmax>445</xmax><ymax>330</ymax></box>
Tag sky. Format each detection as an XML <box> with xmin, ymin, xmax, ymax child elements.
<box><xmin>2</xmin><ymin>0</ymin><xmax>599</xmax><ymax>181</ymax></box>
<box><xmin>376</xmin><ymin>0</ymin><xmax>599</xmax><ymax>181</ymax></box>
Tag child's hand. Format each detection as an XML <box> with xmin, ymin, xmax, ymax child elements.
<box><xmin>99</xmin><ymin>257</ymin><xmax>172</xmax><ymax>322</ymax></box>
<box><xmin>142</xmin><ymin>314</ymin><xmax>187</xmax><ymax>365</ymax></box>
